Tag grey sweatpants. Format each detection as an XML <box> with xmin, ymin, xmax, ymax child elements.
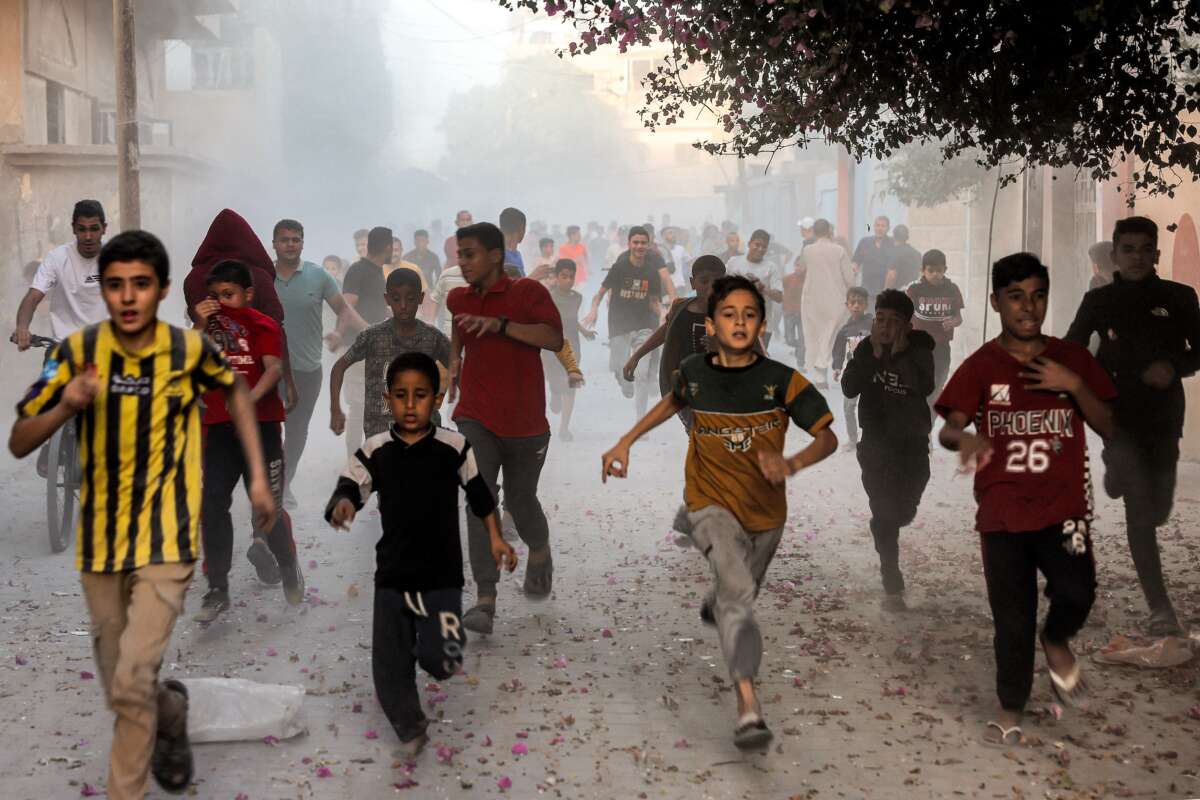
<box><xmin>688</xmin><ymin>505</ymin><xmax>784</xmax><ymax>682</ymax></box>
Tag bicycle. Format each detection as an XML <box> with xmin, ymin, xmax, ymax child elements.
<box><xmin>13</xmin><ymin>333</ymin><xmax>79</xmax><ymax>553</ymax></box>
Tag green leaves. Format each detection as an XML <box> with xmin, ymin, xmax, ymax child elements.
<box><xmin>496</xmin><ymin>0</ymin><xmax>1200</xmax><ymax>197</ymax></box>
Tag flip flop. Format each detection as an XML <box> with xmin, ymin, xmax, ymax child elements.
<box><xmin>151</xmin><ymin>680</ymin><xmax>193</xmax><ymax>794</ymax></box>
<box><xmin>1041</xmin><ymin>636</ymin><xmax>1088</xmax><ymax>708</ymax></box>
<box><xmin>733</xmin><ymin>713</ymin><xmax>773</xmax><ymax>751</ymax></box>
<box><xmin>982</xmin><ymin>721</ymin><xmax>1024</xmax><ymax>748</ymax></box>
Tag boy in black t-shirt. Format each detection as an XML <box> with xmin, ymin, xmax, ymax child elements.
<box><xmin>326</xmin><ymin>353</ymin><xmax>517</xmax><ymax>755</ymax></box>
<box><xmin>582</xmin><ymin>226</ymin><xmax>664</xmax><ymax>417</ymax></box>
<box><xmin>1065</xmin><ymin>216</ymin><xmax>1200</xmax><ymax>636</ymax></box>
<box><xmin>832</xmin><ymin>286</ymin><xmax>871</xmax><ymax>450</ymax></box>
<box><xmin>906</xmin><ymin>249</ymin><xmax>964</xmax><ymax>420</ymax></box>
<box><xmin>623</xmin><ymin>254</ymin><xmax>728</xmax><ymax>429</ymax></box>
<box><xmin>841</xmin><ymin>290</ymin><xmax>935</xmax><ymax>610</ymax></box>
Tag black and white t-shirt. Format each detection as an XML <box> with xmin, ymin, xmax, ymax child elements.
<box><xmin>602</xmin><ymin>253</ymin><xmax>663</xmax><ymax>337</ymax></box>
<box><xmin>325</xmin><ymin>426</ymin><xmax>495</xmax><ymax>590</ymax></box>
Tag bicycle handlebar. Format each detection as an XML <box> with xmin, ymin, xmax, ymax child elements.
<box><xmin>10</xmin><ymin>333</ymin><xmax>59</xmax><ymax>349</ymax></box>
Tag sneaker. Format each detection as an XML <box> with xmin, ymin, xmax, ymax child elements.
<box><xmin>280</xmin><ymin>559</ymin><xmax>305</xmax><ymax>606</ymax></box>
<box><xmin>194</xmin><ymin>589</ymin><xmax>229</xmax><ymax>623</ymax></box>
<box><xmin>881</xmin><ymin>593</ymin><xmax>909</xmax><ymax>613</ymax></box>
<box><xmin>617</xmin><ymin>375</ymin><xmax>635</xmax><ymax>399</ymax></box>
<box><xmin>462</xmin><ymin>602</ymin><xmax>495</xmax><ymax>635</ymax></box>
<box><xmin>246</xmin><ymin>539</ymin><xmax>282</xmax><ymax>585</ymax></box>
<box><xmin>1147</xmin><ymin>604</ymin><xmax>1183</xmax><ymax>637</ymax></box>
<box><xmin>523</xmin><ymin>548</ymin><xmax>553</xmax><ymax>599</ymax></box>
<box><xmin>840</xmin><ymin>441</ymin><xmax>857</xmax><ymax>453</ymax></box>
<box><xmin>733</xmin><ymin>713</ymin><xmax>773</xmax><ymax>751</ymax></box>
<box><xmin>700</xmin><ymin>599</ymin><xmax>716</xmax><ymax>626</ymax></box>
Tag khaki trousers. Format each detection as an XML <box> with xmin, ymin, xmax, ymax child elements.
<box><xmin>80</xmin><ymin>561</ymin><xmax>194</xmax><ymax>800</ymax></box>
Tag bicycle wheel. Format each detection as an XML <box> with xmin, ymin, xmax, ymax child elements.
<box><xmin>45</xmin><ymin>425</ymin><xmax>78</xmax><ymax>554</ymax></box>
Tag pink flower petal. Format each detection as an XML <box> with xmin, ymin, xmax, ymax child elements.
<box><xmin>515</xmin><ymin>730</ymin><xmax>529</xmax><ymax>738</ymax></box>
<box><xmin>262</xmin><ymin>735</ymin><xmax>280</xmax><ymax>746</ymax></box>
<box><xmin>497</xmin><ymin>775</ymin><xmax>513</xmax><ymax>790</ymax></box>
<box><xmin>601</xmin><ymin>628</ymin><xmax>613</xmax><ymax>639</ymax></box>
<box><xmin>511</xmin><ymin>742</ymin><xmax>529</xmax><ymax>755</ymax></box>
<box><xmin>265</xmin><ymin>648</ymin><xmax>277</xmax><ymax>657</ymax></box>
<box><xmin>80</xmin><ymin>670</ymin><xmax>94</xmax><ymax>680</ymax></box>
<box><xmin>80</xmin><ymin>783</ymin><xmax>100</xmax><ymax>797</ymax></box>
<box><xmin>308</xmin><ymin>560</ymin><xmax>318</xmax><ymax>569</ymax></box>
<box><xmin>316</xmin><ymin>766</ymin><xmax>333</xmax><ymax>778</ymax></box>
<box><xmin>15</xmin><ymin>655</ymin><xmax>27</xmax><ymax>666</ymax></box>
<box><xmin>352</xmin><ymin>702</ymin><xmax>363</xmax><ymax>713</ymax></box>
<box><xmin>435</xmin><ymin>745</ymin><xmax>454</xmax><ymax>764</ymax></box>
<box><xmin>393</xmin><ymin>779</ymin><xmax>419</xmax><ymax>789</ymax></box>
<box><xmin>674</xmin><ymin>738</ymin><xmax>689</xmax><ymax>749</ymax></box>
<box><xmin>483</xmin><ymin>735</ymin><xmax>493</xmax><ymax>747</ymax></box>
<box><xmin>364</xmin><ymin>730</ymin><xmax>378</xmax><ymax>739</ymax></box>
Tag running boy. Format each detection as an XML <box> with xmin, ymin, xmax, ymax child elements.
<box><xmin>936</xmin><ymin>253</ymin><xmax>1115</xmax><ymax>747</ymax></box>
<box><xmin>326</xmin><ymin>352</ymin><xmax>517</xmax><ymax>756</ymax></box>
<box><xmin>1066</xmin><ymin>216</ymin><xmax>1200</xmax><ymax>635</ymax></box>
<box><xmin>841</xmin><ymin>289</ymin><xmax>935</xmax><ymax>611</ymax></box>
<box><xmin>544</xmin><ymin>259</ymin><xmax>592</xmax><ymax>441</ymax></box>
<box><xmin>602</xmin><ymin>275</ymin><xmax>837</xmax><ymax>750</ymax></box>
<box><xmin>10</xmin><ymin>231</ymin><xmax>276</xmax><ymax>798</ymax></box>
<box><xmin>907</xmin><ymin>249</ymin><xmax>964</xmax><ymax>417</ymax></box>
<box><xmin>832</xmin><ymin>286</ymin><xmax>871</xmax><ymax>450</ymax></box>
<box><xmin>623</xmin><ymin>254</ymin><xmax>727</xmax><ymax>430</ymax></box>
<box><xmin>782</xmin><ymin>253</ymin><xmax>806</xmax><ymax>368</ymax></box>
<box><xmin>330</xmin><ymin>268</ymin><xmax>451</xmax><ymax>441</ymax></box>
<box><xmin>192</xmin><ymin>259</ymin><xmax>304</xmax><ymax>622</ymax></box>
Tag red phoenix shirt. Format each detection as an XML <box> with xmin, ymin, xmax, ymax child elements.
<box><xmin>448</xmin><ymin>275</ymin><xmax>563</xmax><ymax>437</ymax></box>
<box><xmin>202</xmin><ymin>304</ymin><xmax>286</xmax><ymax>425</ymax></box>
<box><xmin>935</xmin><ymin>337</ymin><xmax>1116</xmax><ymax>533</ymax></box>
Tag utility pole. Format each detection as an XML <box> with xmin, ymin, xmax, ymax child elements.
<box><xmin>114</xmin><ymin>0</ymin><xmax>140</xmax><ymax>230</ymax></box>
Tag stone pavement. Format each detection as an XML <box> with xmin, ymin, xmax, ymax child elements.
<box><xmin>0</xmin><ymin>347</ymin><xmax>1198</xmax><ymax>799</ymax></box>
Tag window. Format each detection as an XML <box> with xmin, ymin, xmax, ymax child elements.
<box><xmin>191</xmin><ymin>45</ymin><xmax>255</xmax><ymax>90</ymax></box>
<box><xmin>46</xmin><ymin>81</ymin><xmax>65</xmax><ymax>144</ymax></box>
<box><xmin>92</xmin><ymin>101</ymin><xmax>115</xmax><ymax>145</ymax></box>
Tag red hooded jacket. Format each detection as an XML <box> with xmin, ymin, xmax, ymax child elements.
<box><xmin>184</xmin><ymin>209</ymin><xmax>285</xmax><ymax>324</ymax></box>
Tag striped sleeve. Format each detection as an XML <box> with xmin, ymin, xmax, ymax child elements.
<box><xmin>193</xmin><ymin>333</ymin><xmax>236</xmax><ymax>390</ymax></box>
<box><xmin>783</xmin><ymin>370</ymin><xmax>833</xmax><ymax>434</ymax></box>
<box><xmin>458</xmin><ymin>441</ymin><xmax>497</xmax><ymax>519</ymax></box>
<box><xmin>324</xmin><ymin>442</ymin><xmax>377</xmax><ymax>519</ymax></box>
<box><xmin>16</xmin><ymin>340</ymin><xmax>74</xmax><ymax>418</ymax></box>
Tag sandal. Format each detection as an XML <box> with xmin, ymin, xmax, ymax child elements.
<box><xmin>523</xmin><ymin>547</ymin><xmax>553</xmax><ymax>599</ymax></box>
<box><xmin>733</xmin><ymin>712</ymin><xmax>773</xmax><ymax>750</ymax></box>
<box><xmin>1041</xmin><ymin>636</ymin><xmax>1088</xmax><ymax>708</ymax></box>
<box><xmin>151</xmin><ymin>679</ymin><xmax>193</xmax><ymax>794</ymax></box>
<box><xmin>982</xmin><ymin>721</ymin><xmax>1024</xmax><ymax>748</ymax></box>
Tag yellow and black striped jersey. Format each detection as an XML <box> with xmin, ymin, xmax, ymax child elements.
<box><xmin>17</xmin><ymin>321</ymin><xmax>236</xmax><ymax>572</ymax></box>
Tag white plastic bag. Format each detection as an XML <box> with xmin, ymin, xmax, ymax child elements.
<box><xmin>182</xmin><ymin>677</ymin><xmax>306</xmax><ymax>743</ymax></box>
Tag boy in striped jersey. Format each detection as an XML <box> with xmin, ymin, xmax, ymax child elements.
<box><xmin>10</xmin><ymin>231</ymin><xmax>276</xmax><ymax>798</ymax></box>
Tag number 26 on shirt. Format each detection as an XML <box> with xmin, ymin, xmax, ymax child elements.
<box><xmin>1005</xmin><ymin>438</ymin><xmax>1050</xmax><ymax>473</ymax></box>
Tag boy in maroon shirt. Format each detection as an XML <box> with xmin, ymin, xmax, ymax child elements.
<box><xmin>446</xmin><ymin>222</ymin><xmax>564</xmax><ymax>634</ymax></box>
<box><xmin>192</xmin><ymin>260</ymin><xmax>304</xmax><ymax>622</ymax></box>
<box><xmin>936</xmin><ymin>253</ymin><xmax>1116</xmax><ymax>748</ymax></box>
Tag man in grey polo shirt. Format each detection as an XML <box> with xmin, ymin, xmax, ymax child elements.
<box><xmin>272</xmin><ymin>218</ymin><xmax>366</xmax><ymax>507</ymax></box>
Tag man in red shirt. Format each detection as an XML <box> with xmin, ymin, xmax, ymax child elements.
<box><xmin>936</xmin><ymin>253</ymin><xmax>1116</xmax><ymax>748</ymax></box>
<box><xmin>443</xmin><ymin>209</ymin><xmax>473</xmax><ymax>269</ymax></box>
<box><xmin>446</xmin><ymin>222</ymin><xmax>564</xmax><ymax>634</ymax></box>
<box><xmin>192</xmin><ymin>260</ymin><xmax>304</xmax><ymax>623</ymax></box>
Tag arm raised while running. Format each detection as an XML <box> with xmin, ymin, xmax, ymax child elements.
<box><xmin>601</xmin><ymin>393</ymin><xmax>685</xmax><ymax>482</ymax></box>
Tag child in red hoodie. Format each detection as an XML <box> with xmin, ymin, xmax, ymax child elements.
<box><xmin>192</xmin><ymin>259</ymin><xmax>304</xmax><ymax>622</ymax></box>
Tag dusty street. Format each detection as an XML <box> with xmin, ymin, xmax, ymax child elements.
<box><xmin>1</xmin><ymin>340</ymin><xmax>1198</xmax><ymax>800</ymax></box>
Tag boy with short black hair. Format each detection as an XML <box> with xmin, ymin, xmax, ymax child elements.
<box><xmin>832</xmin><ymin>286</ymin><xmax>872</xmax><ymax>450</ymax></box>
<box><xmin>327</xmin><ymin>352</ymin><xmax>516</xmax><ymax>756</ymax></box>
<box><xmin>841</xmin><ymin>289</ymin><xmax>935</xmax><ymax>610</ymax></box>
<box><xmin>907</xmin><ymin>249</ymin><xmax>964</xmax><ymax>418</ymax></box>
<box><xmin>192</xmin><ymin>259</ymin><xmax>304</xmax><ymax>621</ymax></box>
<box><xmin>937</xmin><ymin>253</ymin><xmax>1116</xmax><ymax>747</ymax></box>
<box><xmin>623</xmin><ymin>254</ymin><xmax>728</xmax><ymax>430</ymax></box>
<box><xmin>1066</xmin><ymin>216</ymin><xmax>1200</xmax><ymax>635</ymax></box>
<box><xmin>11</xmin><ymin>230</ymin><xmax>276</xmax><ymax>798</ymax></box>
<box><xmin>602</xmin><ymin>275</ymin><xmax>837</xmax><ymax>750</ymax></box>
<box><xmin>543</xmin><ymin>259</ymin><xmax>591</xmax><ymax>441</ymax></box>
<box><xmin>330</xmin><ymin>267</ymin><xmax>451</xmax><ymax>441</ymax></box>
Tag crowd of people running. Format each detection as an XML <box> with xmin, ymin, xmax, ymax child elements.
<box><xmin>7</xmin><ymin>198</ymin><xmax>1198</xmax><ymax>797</ymax></box>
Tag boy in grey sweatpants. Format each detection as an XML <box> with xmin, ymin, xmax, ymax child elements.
<box><xmin>603</xmin><ymin>275</ymin><xmax>838</xmax><ymax>750</ymax></box>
